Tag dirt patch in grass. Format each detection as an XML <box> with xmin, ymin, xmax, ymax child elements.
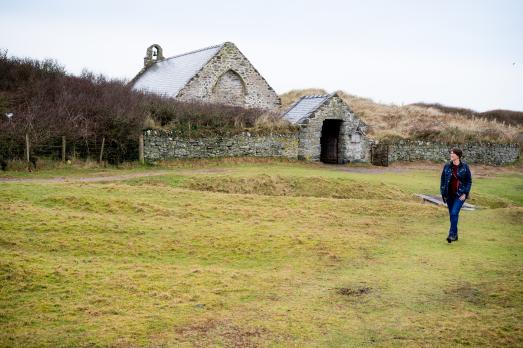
<box><xmin>336</xmin><ymin>286</ymin><xmax>372</xmax><ymax>297</ymax></box>
<box><xmin>444</xmin><ymin>281</ymin><xmax>486</xmax><ymax>306</ymax></box>
<box><xmin>183</xmin><ymin>174</ymin><xmax>411</xmax><ymax>200</ymax></box>
<box><xmin>174</xmin><ymin>318</ymin><xmax>273</xmax><ymax>347</ymax></box>
<box><xmin>182</xmin><ymin>168</ymin><xmax>233</xmax><ymax>174</ymax></box>
<box><xmin>0</xmin><ymin>171</ymin><xmax>171</xmax><ymax>183</ymax></box>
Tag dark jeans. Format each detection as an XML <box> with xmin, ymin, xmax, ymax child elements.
<box><xmin>447</xmin><ymin>194</ymin><xmax>465</xmax><ymax>240</ymax></box>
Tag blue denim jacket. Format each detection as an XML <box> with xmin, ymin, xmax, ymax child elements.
<box><xmin>440</xmin><ymin>160</ymin><xmax>472</xmax><ymax>200</ymax></box>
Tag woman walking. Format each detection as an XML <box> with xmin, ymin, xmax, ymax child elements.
<box><xmin>440</xmin><ymin>148</ymin><xmax>472</xmax><ymax>243</ymax></box>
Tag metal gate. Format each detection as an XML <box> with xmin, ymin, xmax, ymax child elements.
<box><xmin>371</xmin><ymin>143</ymin><xmax>389</xmax><ymax>166</ymax></box>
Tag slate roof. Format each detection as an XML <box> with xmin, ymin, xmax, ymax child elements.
<box><xmin>132</xmin><ymin>43</ymin><xmax>224</xmax><ymax>98</ymax></box>
<box><xmin>283</xmin><ymin>93</ymin><xmax>336</xmax><ymax>124</ymax></box>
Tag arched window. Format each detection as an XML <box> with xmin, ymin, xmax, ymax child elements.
<box><xmin>211</xmin><ymin>70</ymin><xmax>246</xmax><ymax>106</ymax></box>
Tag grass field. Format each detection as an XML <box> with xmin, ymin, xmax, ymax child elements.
<box><xmin>1</xmin><ymin>160</ymin><xmax>522</xmax><ymax>347</ymax></box>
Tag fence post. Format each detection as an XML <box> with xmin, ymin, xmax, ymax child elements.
<box><xmin>62</xmin><ymin>136</ymin><xmax>66</xmax><ymax>162</ymax></box>
<box><xmin>139</xmin><ymin>134</ymin><xmax>145</xmax><ymax>164</ymax></box>
<box><xmin>25</xmin><ymin>133</ymin><xmax>30</xmax><ymax>164</ymax></box>
<box><xmin>99</xmin><ymin>137</ymin><xmax>105</xmax><ymax>163</ymax></box>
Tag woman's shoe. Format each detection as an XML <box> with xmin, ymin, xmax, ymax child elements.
<box><xmin>446</xmin><ymin>237</ymin><xmax>452</xmax><ymax>243</ymax></box>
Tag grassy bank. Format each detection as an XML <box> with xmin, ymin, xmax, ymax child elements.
<box><xmin>1</xmin><ymin>161</ymin><xmax>522</xmax><ymax>347</ymax></box>
<box><xmin>280</xmin><ymin>89</ymin><xmax>522</xmax><ymax>144</ymax></box>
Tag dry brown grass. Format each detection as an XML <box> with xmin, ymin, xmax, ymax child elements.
<box><xmin>280</xmin><ymin>89</ymin><xmax>522</xmax><ymax>144</ymax></box>
<box><xmin>252</xmin><ymin>111</ymin><xmax>298</xmax><ymax>134</ymax></box>
<box><xmin>279</xmin><ymin>88</ymin><xmax>331</xmax><ymax>109</ymax></box>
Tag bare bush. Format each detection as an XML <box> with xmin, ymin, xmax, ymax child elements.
<box><xmin>0</xmin><ymin>51</ymin><xmax>291</xmax><ymax>162</ymax></box>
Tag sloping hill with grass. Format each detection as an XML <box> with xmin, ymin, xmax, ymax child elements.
<box><xmin>411</xmin><ymin>102</ymin><xmax>523</xmax><ymax>127</ymax></box>
<box><xmin>1</xmin><ymin>160</ymin><xmax>522</xmax><ymax>346</ymax></box>
<box><xmin>281</xmin><ymin>89</ymin><xmax>522</xmax><ymax>144</ymax></box>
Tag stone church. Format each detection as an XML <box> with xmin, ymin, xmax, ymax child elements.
<box><xmin>283</xmin><ymin>93</ymin><xmax>370</xmax><ymax>163</ymax></box>
<box><xmin>131</xmin><ymin>42</ymin><xmax>280</xmax><ymax>110</ymax></box>
<box><xmin>134</xmin><ymin>42</ymin><xmax>371</xmax><ymax>164</ymax></box>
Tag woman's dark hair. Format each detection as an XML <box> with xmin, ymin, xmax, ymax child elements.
<box><xmin>450</xmin><ymin>148</ymin><xmax>463</xmax><ymax>158</ymax></box>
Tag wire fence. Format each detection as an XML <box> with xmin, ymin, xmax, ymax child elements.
<box><xmin>0</xmin><ymin>135</ymin><xmax>140</xmax><ymax>164</ymax></box>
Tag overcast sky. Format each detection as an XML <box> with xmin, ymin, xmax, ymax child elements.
<box><xmin>1</xmin><ymin>0</ymin><xmax>522</xmax><ymax>111</ymax></box>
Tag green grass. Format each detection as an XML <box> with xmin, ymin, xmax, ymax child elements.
<box><xmin>1</xmin><ymin>160</ymin><xmax>522</xmax><ymax>347</ymax></box>
<box><xmin>0</xmin><ymin>159</ymin><xmax>157</xmax><ymax>179</ymax></box>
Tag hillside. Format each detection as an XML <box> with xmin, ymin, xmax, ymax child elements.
<box><xmin>281</xmin><ymin>89</ymin><xmax>522</xmax><ymax>144</ymax></box>
<box><xmin>411</xmin><ymin>103</ymin><xmax>523</xmax><ymax>127</ymax></box>
<box><xmin>1</xmin><ymin>160</ymin><xmax>522</xmax><ymax>346</ymax></box>
<box><xmin>0</xmin><ymin>52</ymin><xmax>287</xmax><ymax>162</ymax></box>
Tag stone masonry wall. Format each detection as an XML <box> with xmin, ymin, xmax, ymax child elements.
<box><xmin>176</xmin><ymin>42</ymin><xmax>281</xmax><ymax>110</ymax></box>
<box><xmin>144</xmin><ymin>130</ymin><xmax>298</xmax><ymax>161</ymax></box>
<box><xmin>385</xmin><ymin>140</ymin><xmax>520</xmax><ymax>165</ymax></box>
<box><xmin>144</xmin><ymin>131</ymin><xmax>519</xmax><ymax>165</ymax></box>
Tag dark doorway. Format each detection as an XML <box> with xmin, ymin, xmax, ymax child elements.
<box><xmin>371</xmin><ymin>143</ymin><xmax>389</xmax><ymax>166</ymax></box>
<box><xmin>320</xmin><ymin>120</ymin><xmax>342</xmax><ymax>164</ymax></box>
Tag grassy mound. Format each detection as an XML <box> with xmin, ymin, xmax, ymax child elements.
<box><xmin>280</xmin><ymin>89</ymin><xmax>522</xmax><ymax>144</ymax></box>
<box><xmin>184</xmin><ymin>174</ymin><xmax>410</xmax><ymax>200</ymax></box>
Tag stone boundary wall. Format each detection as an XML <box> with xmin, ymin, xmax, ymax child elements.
<box><xmin>144</xmin><ymin>130</ymin><xmax>519</xmax><ymax>165</ymax></box>
<box><xmin>384</xmin><ymin>140</ymin><xmax>520</xmax><ymax>165</ymax></box>
<box><xmin>144</xmin><ymin>130</ymin><xmax>299</xmax><ymax>161</ymax></box>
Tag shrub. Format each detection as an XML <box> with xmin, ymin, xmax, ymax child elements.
<box><xmin>0</xmin><ymin>50</ymin><xmax>291</xmax><ymax>162</ymax></box>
